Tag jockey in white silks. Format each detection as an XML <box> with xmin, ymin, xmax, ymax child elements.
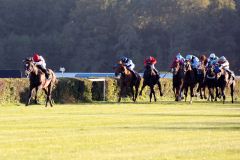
<box><xmin>217</xmin><ymin>56</ymin><xmax>235</xmax><ymax>79</ymax></box>
<box><xmin>33</xmin><ymin>53</ymin><xmax>50</xmax><ymax>79</ymax></box>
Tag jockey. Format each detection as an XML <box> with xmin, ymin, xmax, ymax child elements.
<box><xmin>217</xmin><ymin>56</ymin><xmax>235</xmax><ymax>79</ymax></box>
<box><xmin>120</xmin><ymin>56</ymin><xmax>137</xmax><ymax>78</ymax></box>
<box><xmin>170</xmin><ymin>53</ymin><xmax>185</xmax><ymax>69</ymax></box>
<box><xmin>33</xmin><ymin>53</ymin><xmax>50</xmax><ymax>79</ymax></box>
<box><xmin>185</xmin><ymin>54</ymin><xmax>200</xmax><ymax>69</ymax></box>
<box><xmin>176</xmin><ymin>53</ymin><xmax>185</xmax><ymax>63</ymax></box>
<box><xmin>144</xmin><ymin>56</ymin><xmax>159</xmax><ymax>75</ymax></box>
<box><xmin>185</xmin><ymin>54</ymin><xmax>200</xmax><ymax>76</ymax></box>
<box><xmin>207</xmin><ymin>53</ymin><xmax>219</xmax><ymax>67</ymax></box>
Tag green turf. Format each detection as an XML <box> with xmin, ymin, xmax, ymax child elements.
<box><xmin>0</xmin><ymin>102</ymin><xmax>240</xmax><ymax>160</ymax></box>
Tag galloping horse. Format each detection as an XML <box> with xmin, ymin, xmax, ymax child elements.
<box><xmin>183</xmin><ymin>61</ymin><xmax>196</xmax><ymax>104</ymax></box>
<box><xmin>172</xmin><ymin>60</ymin><xmax>185</xmax><ymax>101</ymax></box>
<box><xmin>114</xmin><ymin>61</ymin><xmax>141</xmax><ymax>102</ymax></box>
<box><xmin>215</xmin><ymin>67</ymin><xmax>235</xmax><ymax>104</ymax></box>
<box><xmin>24</xmin><ymin>57</ymin><xmax>57</xmax><ymax>107</ymax></box>
<box><xmin>196</xmin><ymin>55</ymin><xmax>208</xmax><ymax>99</ymax></box>
<box><xmin>205</xmin><ymin>64</ymin><xmax>216</xmax><ymax>102</ymax></box>
<box><xmin>139</xmin><ymin>64</ymin><xmax>163</xmax><ymax>102</ymax></box>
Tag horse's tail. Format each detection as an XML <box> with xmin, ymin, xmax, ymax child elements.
<box><xmin>48</xmin><ymin>69</ymin><xmax>58</xmax><ymax>88</ymax></box>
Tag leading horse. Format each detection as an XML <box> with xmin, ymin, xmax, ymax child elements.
<box><xmin>139</xmin><ymin>64</ymin><xmax>163</xmax><ymax>102</ymax></box>
<box><xmin>114</xmin><ymin>61</ymin><xmax>141</xmax><ymax>102</ymax></box>
<box><xmin>24</xmin><ymin>57</ymin><xmax>57</xmax><ymax>107</ymax></box>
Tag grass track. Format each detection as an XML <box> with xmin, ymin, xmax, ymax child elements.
<box><xmin>0</xmin><ymin>102</ymin><xmax>240</xmax><ymax>160</ymax></box>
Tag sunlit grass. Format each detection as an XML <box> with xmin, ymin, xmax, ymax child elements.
<box><xmin>0</xmin><ymin>102</ymin><xmax>240</xmax><ymax>160</ymax></box>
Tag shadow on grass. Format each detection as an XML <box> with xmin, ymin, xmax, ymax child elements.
<box><xmin>115</xmin><ymin>126</ymin><xmax>240</xmax><ymax>131</ymax></box>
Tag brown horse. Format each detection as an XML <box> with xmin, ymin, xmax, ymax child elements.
<box><xmin>24</xmin><ymin>58</ymin><xmax>57</xmax><ymax>107</ymax></box>
<box><xmin>183</xmin><ymin>61</ymin><xmax>196</xmax><ymax>104</ymax></box>
<box><xmin>205</xmin><ymin>64</ymin><xmax>216</xmax><ymax>102</ymax></box>
<box><xmin>114</xmin><ymin>61</ymin><xmax>141</xmax><ymax>102</ymax></box>
<box><xmin>215</xmin><ymin>67</ymin><xmax>235</xmax><ymax>104</ymax></box>
<box><xmin>139</xmin><ymin>64</ymin><xmax>163</xmax><ymax>102</ymax></box>
<box><xmin>196</xmin><ymin>55</ymin><xmax>208</xmax><ymax>99</ymax></box>
<box><xmin>172</xmin><ymin>60</ymin><xmax>185</xmax><ymax>101</ymax></box>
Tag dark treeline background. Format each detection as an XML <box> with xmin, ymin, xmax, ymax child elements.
<box><xmin>0</xmin><ymin>0</ymin><xmax>240</xmax><ymax>73</ymax></box>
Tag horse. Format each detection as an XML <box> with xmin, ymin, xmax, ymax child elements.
<box><xmin>183</xmin><ymin>61</ymin><xmax>196</xmax><ymax>104</ymax></box>
<box><xmin>215</xmin><ymin>66</ymin><xmax>235</xmax><ymax>104</ymax></box>
<box><xmin>139</xmin><ymin>64</ymin><xmax>163</xmax><ymax>102</ymax></box>
<box><xmin>24</xmin><ymin>57</ymin><xmax>57</xmax><ymax>107</ymax></box>
<box><xmin>171</xmin><ymin>60</ymin><xmax>185</xmax><ymax>101</ymax></box>
<box><xmin>196</xmin><ymin>55</ymin><xmax>208</xmax><ymax>99</ymax></box>
<box><xmin>205</xmin><ymin>64</ymin><xmax>217</xmax><ymax>102</ymax></box>
<box><xmin>113</xmin><ymin>61</ymin><xmax>141</xmax><ymax>102</ymax></box>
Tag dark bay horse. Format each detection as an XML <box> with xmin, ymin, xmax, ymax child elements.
<box><xmin>215</xmin><ymin>67</ymin><xmax>235</xmax><ymax>104</ymax></box>
<box><xmin>139</xmin><ymin>64</ymin><xmax>163</xmax><ymax>102</ymax></box>
<box><xmin>183</xmin><ymin>61</ymin><xmax>196</xmax><ymax>104</ymax></box>
<box><xmin>196</xmin><ymin>55</ymin><xmax>208</xmax><ymax>99</ymax></box>
<box><xmin>114</xmin><ymin>62</ymin><xmax>141</xmax><ymax>102</ymax></box>
<box><xmin>24</xmin><ymin>58</ymin><xmax>57</xmax><ymax>107</ymax></box>
<box><xmin>172</xmin><ymin>60</ymin><xmax>185</xmax><ymax>101</ymax></box>
<box><xmin>205</xmin><ymin>64</ymin><xmax>216</xmax><ymax>102</ymax></box>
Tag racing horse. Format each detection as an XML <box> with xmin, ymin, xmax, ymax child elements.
<box><xmin>215</xmin><ymin>66</ymin><xmax>235</xmax><ymax>104</ymax></box>
<box><xmin>196</xmin><ymin>55</ymin><xmax>208</xmax><ymax>99</ymax></box>
<box><xmin>205</xmin><ymin>64</ymin><xmax>217</xmax><ymax>102</ymax></box>
<box><xmin>114</xmin><ymin>61</ymin><xmax>141</xmax><ymax>102</ymax></box>
<box><xmin>24</xmin><ymin>57</ymin><xmax>57</xmax><ymax>107</ymax></box>
<box><xmin>139</xmin><ymin>64</ymin><xmax>163</xmax><ymax>102</ymax></box>
<box><xmin>183</xmin><ymin>61</ymin><xmax>196</xmax><ymax>104</ymax></box>
<box><xmin>171</xmin><ymin>60</ymin><xmax>185</xmax><ymax>101</ymax></box>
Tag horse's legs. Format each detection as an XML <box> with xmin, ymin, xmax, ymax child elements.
<box><xmin>184</xmin><ymin>86</ymin><xmax>188</xmax><ymax>102</ymax></box>
<box><xmin>134</xmin><ymin>83</ymin><xmax>140</xmax><ymax>102</ymax></box>
<box><xmin>139</xmin><ymin>82</ymin><xmax>146</xmax><ymax>96</ymax></box>
<box><xmin>157</xmin><ymin>81</ymin><xmax>163</xmax><ymax>96</ymax></box>
<box><xmin>26</xmin><ymin>87</ymin><xmax>34</xmax><ymax>106</ymax></box>
<box><xmin>34</xmin><ymin>87</ymin><xmax>38</xmax><ymax>104</ymax></box>
<box><xmin>221</xmin><ymin>86</ymin><xmax>226</xmax><ymax>104</ymax></box>
<box><xmin>174</xmin><ymin>87</ymin><xmax>178</xmax><ymax>101</ymax></box>
<box><xmin>215</xmin><ymin>87</ymin><xmax>218</xmax><ymax>101</ymax></box>
<box><xmin>173</xmin><ymin>86</ymin><xmax>177</xmax><ymax>101</ymax></box>
<box><xmin>152</xmin><ymin>86</ymin><xmax>156</xmax><ymax>102</ymax></box>
<box><xmin>149</xmin><ymin>87</ymin><xmax>153</xmax><ymax>102</ymax></box>
<box><xmin>203</xmin><ymin>85</ymin><xmax>207</xmax><ymax>99</ymax></box>
<box><xmin>208</xmin><ymin>87</ymin><xmax>214</xmax><ymax>102</ymax></box>
<box><xmin>190</xmin><ymin>86</ymin><xmax>194</xmax><ymax>104</ymax></box>
<box><xmin>230</xmin><ymin>82</ymin><xmax>234</xmax><ymax>103</ymax></box>
<box><xmin>118</xmin><ymin>88</ymin><xmax>123</xmax><ymax>103</ymax></box>
<box><xmin>48</xmin><ymin>84</ymin><xmax>53</xmax><ymax>107</ymax></box>
<box><xmin>43</xmin><ymin>88</ymin><xmax>49</xmax><ymax>107</ymax></box>
<box><xmin>130</xmin><ymin>86</ymin><xmax>135</xmax><ymax>102</ymax></box>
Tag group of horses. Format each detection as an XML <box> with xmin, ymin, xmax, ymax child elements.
<box><xmin>23</xmin><ymin>56</ymin><xmax>236</xmax><ymax>107</ymax></box>
<box><xmin>113</xmin><ymin>60</ymin><xmax>163</xmax><ymax>103</ymax></box>
<box><xmin>114</xmin><ymin>56</ymin><xmax>236</xmax><ymax>104</ymax></box>
<box><xmin>171</xmin><ymin>55</ymin><xmax>235</xmax><ymax>104</ymax></box>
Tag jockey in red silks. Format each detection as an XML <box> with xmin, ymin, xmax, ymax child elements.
<box><xmin>144</xmin><ymin>56</ymin><xmax>159</xmax><ymax>75</ymax></box>
<box><xmin>33</xmin><ymin>53</ymin><xmax>50</xmax><ymax>79</ymax></box>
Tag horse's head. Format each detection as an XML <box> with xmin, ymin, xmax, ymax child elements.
<box><xmin>113</xmin><ymin>61</ymin><xmax>126</xmax><ymax>77</ymax></box>
<box><xmin>23</xmin><ymin>57</ymin><xmax>36</xmax><ymax>77</ymax></box>
<box><xmin>206</xmin><ymin>64</ymin><xmax>215</xmax><ymax>79</ymax></box>
<box><xmin>172</xmin><ymin>60</ymin><xmax>181</xmax><ymax>76</ymax></box>
<box><xmin>184</xmin><ymin>60</ymin><xmax>192</xmax><ymax>72</ymax></box>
